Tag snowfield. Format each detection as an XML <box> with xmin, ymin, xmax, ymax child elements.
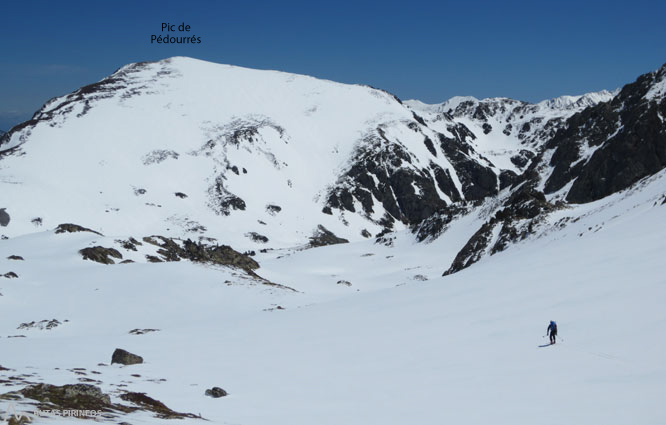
<box><xmin>1</xmin><ymin>56</ymin><xmax>665</xmax><ymax>424</ymax></box>
<box><xmin>1</xmin><ymin>168</ymin><xmax>665</xmax><ymax>424</ymax></box>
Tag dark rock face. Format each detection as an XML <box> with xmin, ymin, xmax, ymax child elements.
<box><xmin>444</xmin><ymin>186</ymin><xmax>556</xmax><ymax>275</ymax></box>
<box><xmin>437</xmin><ymin>133</ymin><xmax>498</xmax><ymax>200</ymax></box>
<box><xmin>55</xmin><ymin>223</ymin><xmax>103</xmax><ymax>236</ymax></box>
<box><xmin>205</xmin><ymin>387</ymin><xmax>228</xmax><ymax>398</ymax></box>
<box><xmin>309</xmin><ymin>225</ymin><xmax>349</xmax><ymax>247</ymax></box>
<box><xmin>7</xmin><ymin>255</ymin><xmax>24</xmax><ymax>260</ymax></box>
<box><xmin>79</xmin><ymin>246</ymin><xmax>122</xmax><ymax>265</ymax></box>
<box><xmin>543</xmin><ymin>63</ymin><xmax>666</xmax><ymax>203</ymax></box>
<box><xmin>324</xmin><ymin>121</ymin><xmax>500</xmax><ymax>227</ymax></box>
<box><xmin>3</xmin><ymin>271</ymin><xmax>19</xmax><ymax>279</ymax></box>
<box><xmin>510</xmin><ymin>149</ymin><xmax>536</xmax><ymax>169</ymax></box>
<box><xmin>111</xmin><ymin>348</ymin><xmax>144</xmax><ymax>365</ymax></box>
<box><xmin>413</xmin><ymin>204</ymin><xmax>468</xmax><ymax>242</ymax></box>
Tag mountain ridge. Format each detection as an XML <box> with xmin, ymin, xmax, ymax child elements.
<box><xmin>1</xmin><ymin>57</ymin><xmax>665</xmax><ymax>275</ymax></box>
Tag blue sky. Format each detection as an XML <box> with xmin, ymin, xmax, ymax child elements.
<box><xmin>1</xmin><ymin>0</ymin><xmax>665</xmax><ymax>130</ymax></box>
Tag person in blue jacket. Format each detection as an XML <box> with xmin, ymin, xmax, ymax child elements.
<box><xmin>547</xmin><ymin>321</ymin><xmax>558</xmax><ymax>344</ymax></box>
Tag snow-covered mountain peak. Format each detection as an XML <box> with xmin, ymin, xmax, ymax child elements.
<box><xmin>0</xmin><ymin>57</ymin><xmax>458</xmax><ymax>248</ymax></box>
<box><xmin>536</xmin><ymin>89</ymin><xmax>617</xmax><ymax>111</ymax></box>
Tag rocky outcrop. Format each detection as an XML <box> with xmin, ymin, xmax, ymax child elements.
<box><xmin>20</xmin><ymin>383</ymin><xmax>112</xmax><ymax>411</ymax></box>
<box><xmin>542</xmin><ymin>63</ymin><xmax>666</xmax><ymax>203</ymax></box>
<box><xmin>14</xmin><ymin>383</ymin><xmax>200</xmax><ymax>420</ymax></box>
<box><xmin>111</xmin><ymin>348</ymin><xmax>144</xmax><ymax>365</ymax></box>
<box><xmin>79</xmin><ymin>246</ymin><xmax>122</xmax><ymax>264</ymax></box>
<box><xmin>55</xmin><ymin>223</ymin><xmax>103</xmax><ymax>236</ymax></box>
<box><xmin>309</xmin><ymin>225</ymin><xmax>349</xmax><ymax>247</ymax></box>
<box><xmin>119</xmin><ymin>392</ymin><xmax>201</xmax><ymax>419</ymax></box>
<box><xmin>142</xmin><ymin>236</ymin><xmax>259</xmax><ymax>271</ymax></box>
<box><xmin>444</xmin><ymin>186</ymin><xmax>557</xmax><ymax>275</ymax></box>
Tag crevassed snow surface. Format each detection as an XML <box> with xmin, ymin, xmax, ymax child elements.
<box><xmin>1</xmin><ymin>167</ymin><xmax>665</xmax><ymax>424</ymax></box>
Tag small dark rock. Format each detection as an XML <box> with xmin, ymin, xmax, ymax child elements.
<box><xmin>0</xmin><ymin>208</ymin><xmax>9</xmax><ymax>227</ymax></box>
<box><xmin>111</xmin><ymin>348</ymin><xmax>143</xmax><ymax>365</ymax></box>
<box><xmin>266</xmin><ymin>204</ymin><xmax>282</xmax><ymax>215</ymax></box>
<box><xmin>205</xmin><ymin>387</ymin><xmax>228</xmax><ymax>398</ymax></box>
<box><xmin>3</xmin><ymin>272</ymin><xmax>18</xmax><ymax>279</ymax></box>
<box><xmin>175</xmin><ymin>192</ymin><xmax>188</xmax><ymax>199</ymax></box>
<box><xmin>7</xmin><ymin>255</ymin><xmax>24</xmax><ymax>261</ymax></box>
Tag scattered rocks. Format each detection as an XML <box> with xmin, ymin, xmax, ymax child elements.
<box><xmin>6</xmin><ymin>255</ymin><xmax>24</xmax><ymax>261</ymax></box>
<box><xmin>129</xmin><ymin>328</ymin><xmax>160</xmax><ymax>335</ymax></box>
<box><xmin>55</xmin><ymin>223</ymin><xmax>103</xmax><ymax>236</ymax></box>
<box><xmin>111</xmin><ymin>348</ymin><xmax>143</xmax><ymax>366</ymax></box>
<box><xmin>263</xmin><ymin>305</ymin><xmax>285</xmax><ymax>311</ymax></box>
<box><xmin>413</xmin><ymin>274</ymin><xmax>428</xmax><ymax>281</ymax></box>
<box><xmin>17</xmin><ymin>319</ymin><xmax>62</xmax><ymax>330</ymax></box>
<box><xmin>309</xmin><ymin>225</ymin><xmax>349</xmax><ymax>247</ymax></box>
<box><xmin>246</xmin><ymin>232</ymin><xmax>269</xmax><ymax>243</ymax></box>
<box><xmin>118</xmin><ymin>237</ymin><xmax>142</xmax><ymax>251</ymax></box>
<box><xmin>19</xmin><ymin>383</ymin><xmax>112</xmax><ymax>411</ymax></box>
<box><xmin>12</xmin><ymin>382</ymin><xmax>201</xmax><ymax>420</ymax></box>
<box><xmin>79</xmin><ymin>246</ymin><xmax>123</xmax><ymax>265</ymax></box>
<box><xmin>337</xmin><ymin>280</ymin><xmax>352</xmax><ymax>286</ymax></box>
<box><xmin>205</xmin><ymin>387</ymin><xmax>228</xmax><ymax>398</ymax></box>
<box><xmin>143</xmin><ymin>236</ymin><xmax>259</xmax><ymax>272</ymax></box>
<box><xmin>142</xmin><ymin>149</ymin><xmax>179</xmax><ymax>165</ymax></box>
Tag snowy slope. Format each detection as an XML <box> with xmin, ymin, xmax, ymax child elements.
<box><xmin>1</xmin><ymin>57</ymin><xmax>415</xmax><ymax>248</ymax></box>
<box><xmin>1</xmin><ymin>57</ymin><xmax>665</xmax><ymax>425</ymax></box>
<box><xmin>1</xmin><ymin>167</ymin><xmax>665</xmax><ymax>425</ymax></box>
